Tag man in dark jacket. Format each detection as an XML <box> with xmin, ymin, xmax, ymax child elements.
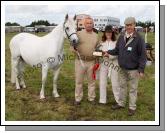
<box><xmin>104</xmin><ymin>17</ymin><xmax>147</xmax><ymax>116</ymax></box>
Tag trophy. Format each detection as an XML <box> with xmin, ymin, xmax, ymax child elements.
<box><xmin>93</xmin><ymin>44</ymin><xmax>104</xmax><ymax>57</ymax></box>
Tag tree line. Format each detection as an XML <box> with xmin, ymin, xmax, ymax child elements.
<box><xmin>6</xmin><ymin>20</ymin><xmax>155</xmax><ymax>27</ymax></box>
<box><xmin>136</xmin><ymin>21</ymin><xmax>155</xmax><ymax>28</ymax></box>
<box><xmin>5</xmin><ymin>20</ymin><xmax>57</xmax><ymax>27</ymax></box>
<box><xmin>5</xmin><ymin>22</ymin><xmax>20</xmax><ymax>26</ymax></box>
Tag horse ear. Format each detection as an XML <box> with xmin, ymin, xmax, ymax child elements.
<box><xmin>73</xmin><ymin>14</ymin><xmax>77</xmax><ymax>20</ymax></box>
<box><xmin>65</xmin><ymin>14</ymin><xmax>68</xmax><ymax>22</ymax></box>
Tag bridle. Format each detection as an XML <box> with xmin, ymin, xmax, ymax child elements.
<box><xmin>63</xmin><ymin>23</ymin><xmax>77</xmax><ymax>40</ymax></box>
<box><xmin>63</xmin><ymin>22</ymin><xmax>84</xmax><ymax>67</ymax></box>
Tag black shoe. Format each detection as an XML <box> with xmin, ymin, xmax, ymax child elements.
<box><xmin>128</xmin><ymin>109</ymin><xmax>136</xmax><ymax>116</ymax></box>
<box><xmin>74</xmin><ymin>101</ymin><xmax>81</xmax><ymax>105</ymax></box>
<box><xmin>111</xmin><ymin>103</ymin><xmax>124</xmax><ymax>110</ymax></box>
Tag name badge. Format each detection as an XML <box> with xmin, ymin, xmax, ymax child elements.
<box><xmin>127</xmin><ymin>47</ymin><xmax>132</xmax><ymax>51</ymax></box>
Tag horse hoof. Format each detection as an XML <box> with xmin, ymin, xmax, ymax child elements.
<box><xmin>40</xmin><ymin>96</ymin><xmax>45</xmax><ymax>99</ymax></box>
<box><xmin>16</xmin><ymin>87</ymin><xmax>20</xmax><ymax>90</ymax></box>
<box><xmin>22</xmin><ymin>85</ymin><xmax>26</xmax><ymax>89</ymax></box>
<box><xmin>53</xmin><ymin>94</ymin><xmax>60</xmax><ymax>98</ymax></box>
<box><xmin>20</xmin><ymin>85</ymin><xmax>26</xmax><ymax>89</ymax></box>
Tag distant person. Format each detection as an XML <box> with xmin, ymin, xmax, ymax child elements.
<box><xmin>93</xmin><ymin>28</ymin><xmax>98</xmax><ymax>34</ymax></box>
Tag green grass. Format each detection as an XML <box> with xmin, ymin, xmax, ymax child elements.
<box><xmin>5</xmin><ymin>32</ymin><xmax>155</xmax><ymax>121</ymax></box>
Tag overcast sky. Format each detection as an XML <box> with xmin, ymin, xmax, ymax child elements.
<box><xmin>5</xmin><ymin>5</ymin><xmax>155</xmax><ymax>26</ymax></box>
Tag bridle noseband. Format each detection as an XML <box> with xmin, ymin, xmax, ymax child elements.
<box><xmin>63</xmin><ymin>23</ymin><xmax>77</xmax><ymax>40</ymax></box>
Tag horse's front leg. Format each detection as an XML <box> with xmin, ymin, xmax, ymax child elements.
<box><xmin>40</xmin><ymin>65</ymin><xmax>48</xmax><ymax>99</ymax></box>
<box><xmin>53</xmin><ymin>67</ymin><xmax>61</xmax><ymax>98</ymax></box>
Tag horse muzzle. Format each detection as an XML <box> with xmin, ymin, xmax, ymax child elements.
<box><xmin>71</xmin><ymin>39</ymin><xmax>79</xmax><ymax>47</ymax></box>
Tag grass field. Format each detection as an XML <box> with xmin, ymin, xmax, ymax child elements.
<box><xmin>5</xmin><ymin>32</ymin><xmax>155</xmax><ymax>121</ymax></box>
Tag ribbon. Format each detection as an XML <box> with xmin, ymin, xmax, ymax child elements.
<box><xmin>92</xmin><ymin>63</ymin><xmax>100</xmax><ymax>80</ymax></box>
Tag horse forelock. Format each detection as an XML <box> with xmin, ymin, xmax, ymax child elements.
<box><xmin>65</xmin><ymin>17</ymin><xmax>76</xmax><ymax>27</ymax></box>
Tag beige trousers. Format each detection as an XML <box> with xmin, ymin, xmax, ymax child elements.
<box><xmin>118</xmin><ymin>69</ymin><xmax>139</xmax><ymax>110</ymax></box>
<box><xmin>99</xmin><ymin>59</ymin><xmax>120</xmax><ymax>104</ymax></box>
<box><xmin>75</xmin><ymin>59</ymin><xmax>96</xmax><ymax>102</ymax></box>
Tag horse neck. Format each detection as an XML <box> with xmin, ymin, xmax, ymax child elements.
<box><xmin>49</xmin><ymin>24</ymin><xmax>65</xmax><ymax>53</ymax></box>
<box><xmin>51</xmin><ymin>24</ymin><xmax>64</xmax><ymax>35</ymax></box>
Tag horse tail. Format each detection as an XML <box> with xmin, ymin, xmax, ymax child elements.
<box><xmin>9</xmin><ymin>39</ymin><xmax>16</xmax><ymax>84</ymax></box>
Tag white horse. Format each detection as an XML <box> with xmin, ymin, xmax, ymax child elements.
<box><xmin>9</xmin><ymin>14</ymin><xmax>79</xmax><ymax>99</ymax></box>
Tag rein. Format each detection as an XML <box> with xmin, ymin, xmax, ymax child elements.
<box><xmin>63</xmin><ymin>23</ymin><xmax>77</xmax><ymax>40</ymax></box>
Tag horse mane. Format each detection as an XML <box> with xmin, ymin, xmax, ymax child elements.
<box><xmin>50</xmin><ymin>24</ymin><xmax>64</xmax><ymax>34</ymax></box>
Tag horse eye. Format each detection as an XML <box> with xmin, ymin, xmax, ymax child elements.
<box><xmin>66</xmin><ymin>27</ymin><xmax>69</xmax><ymax>30</ymax></box>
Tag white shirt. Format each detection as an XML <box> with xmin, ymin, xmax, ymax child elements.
<box><xmin>100</xmin><ymin>40</ymin><xmax>116</xmax><ymax>51</ymax></box>
<box><xmin>100</xmin><ymin>40</ymin><xmax>117</xmax><ymax>60</ymax></box>
<box><xmin>125</xmin><ymin>31</ymin><xmax>133</xmax><ymax>38</ymax></box>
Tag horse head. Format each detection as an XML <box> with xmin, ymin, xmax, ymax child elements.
<box><xmin>63</xmin><ymin>14</ymin><xmax>79</xmax><ymax>49</ymax></box>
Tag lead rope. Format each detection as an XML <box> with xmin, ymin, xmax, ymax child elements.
<box><xmin>76</xmin><ymin>50</ymin><xmax>85</xmax><ymax>68</ymax></box>
<box><xmin>63</xmin><ymin>23</ymin><xmax>85</xmax><ymax>68</ymax></box>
